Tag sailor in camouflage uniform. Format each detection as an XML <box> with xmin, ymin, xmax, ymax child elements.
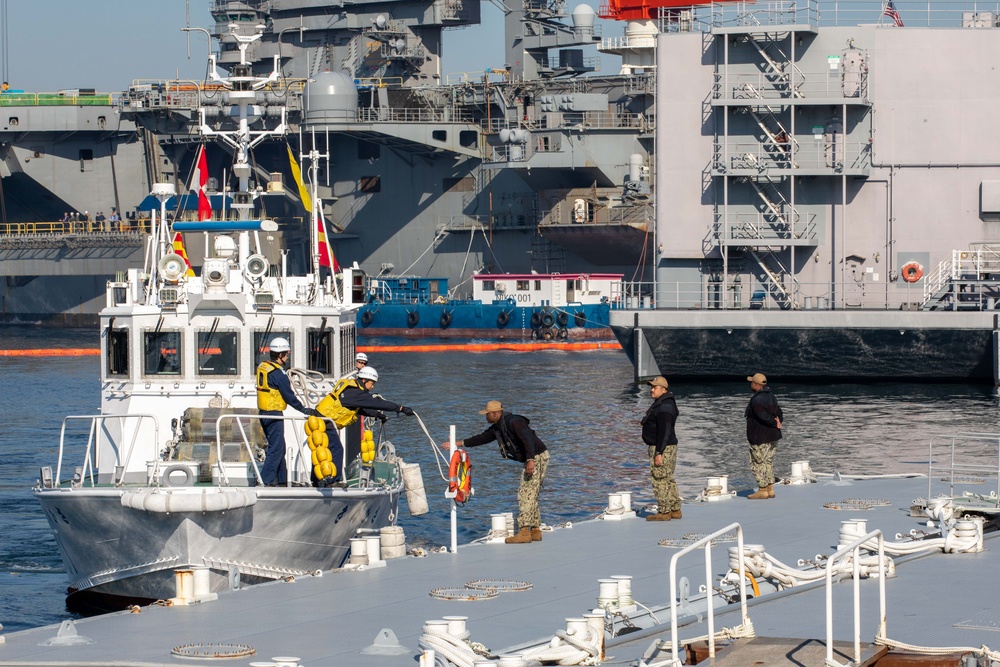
<box><xmin>445</xmin><ymin>400</ymin><xmax>550</xmax><ymax>544</ymax></box>
<box><xmin>640</xmin><ymin>376</ymin><xmax>681</xmax><ymax>521</ymax></box>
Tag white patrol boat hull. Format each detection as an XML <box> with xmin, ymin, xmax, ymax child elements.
<box><xmin>37</xmin><ymin>485</ymin><xmax>399</xmax><ymax>602</ymax></box>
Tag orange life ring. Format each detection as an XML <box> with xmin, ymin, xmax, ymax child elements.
<box><xmin>448</xmin><ymin>449</ymin><xmax>473</xmax><ymax>504</ymax></box>
<box><xmin>901</xmin><ymin>261</ymin><xmax>924</xmax><ymax>283</ymax></box>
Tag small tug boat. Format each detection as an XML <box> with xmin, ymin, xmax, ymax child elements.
<box><xmin>357</xmin><ymin>272</ymin><xmax>622</xmax><ymax>340</ymax></box>
<box><xmin>32</xmin><ymin>28</ymin><xmax>404</xmax><ymax>605</ymax></box>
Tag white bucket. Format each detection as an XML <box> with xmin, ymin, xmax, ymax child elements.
<box><xmin>349</xmin><ymin>537</ymin><xmax>368</xmax><ymax>565</ymax></box>
<box><xmin>365</xmin><ymin>535</ymin><xmax>383</xmax><ymax>565</ymax></box>
<box><xmin>401</xmin><ymin>462</ymin><xmax>429</xmax><ymax>516</ymax></box>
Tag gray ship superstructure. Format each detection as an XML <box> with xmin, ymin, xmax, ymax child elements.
<box><xmin>612</xmin><ymin>0</ymin><xmax>1000</xmax><ymax>383</ymax></box>
<box><xmin>0</xmin><ymin>0</ymin><xmax>655</xmax><ymax>323</ymax></box>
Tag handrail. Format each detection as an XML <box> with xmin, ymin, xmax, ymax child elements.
<box><xmin>927</xmin><ymin>432</ymin><xmax>1000</xmax><ymax>504</ymax></box>
<box><xmin>824</xmin><ymin>529</ymin><xmax>886</xmax><ymax>667</ymax></box>
<box><xmin>56</xmin><ymin>414</ymin><xmax>160</xmax><ymax>487</ymax></box>
<box><xmin>668</xmin><ymin>522</ymin><xmax>748</xmax><ymax>663</ymax></box>
<box><xmin>214</xmin><ymin>413</ymin><xmax>317</xmax><ymax>487</ymax></box>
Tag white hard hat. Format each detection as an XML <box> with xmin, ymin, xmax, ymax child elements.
<box><xmin>269</xmin><ymin>337</ymin><xmax>290</xmax><ymax>353</ymax></box>
<box><xmin>357</xmin><ymin>366</ymin><xmax>379</xmax><ymax>382</ymax></box>
<box><xmin>355</xmin><ymin>352</ymin><xmax>368</xmax><ymax>362</ymax></box>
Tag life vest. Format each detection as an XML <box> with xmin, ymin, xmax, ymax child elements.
<box><xmin>448</xmin><ymin>448</ymin><xmax>473</xmax><ymax>504</ymax></box>
<box><xmin>316</xmin><ymin>378</ymin><xmax>362</xmax><ymax>428</ymax></box>
<box><xmin>256</xmin><ymin>361</ymin><xmax>287</xmax><ymax>411</ymax></box>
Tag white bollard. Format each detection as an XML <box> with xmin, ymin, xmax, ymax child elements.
<box><xmin>174</xmin><ymin>569</ymin><xmax>194</xmax><ymax>601</ymax></box>
<box><xmin>349</xmin><ymin>537</ymin><xmax>369</xmax><ymax>566</ymax></box>
<box><xmin>443</xmin><ymin>615</ymin><xmax>468</xmax><ymax>637</ymax></box>
<box><xmin>619</xmin><ymin>491</ymin><xmax>633</xmax><ymax>513</ymax></box>
<box><xmin>611</xmin><ymin>574</ymin><xmax>634</xmax><ymax>609</ymax></box>
<box><xmin>597</xmin><ymin>579</ymin><xmax>619</xmax><ymax>609</ymax></box>
<box><xmin>365</xmin><ymin>535</ymin><xmax>383</xmax><ymax>565</ymax></box>
<box><xmin>191</xmin><ymin>566</ymin><xmax>211</xmax><ymax>598</ymax></box>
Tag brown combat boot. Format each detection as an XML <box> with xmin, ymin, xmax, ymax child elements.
<box><xmin>646</xmin><ymin>513</ymin><xmax>671</xmax><ymax>521</ymax></box>
<box><xmin>530</xmin><ymin>527</ymin><xmax>543</xmax><ymax>542</ymax></box>
<box><xmin>767</xmin><ymin>485</ymin><xmax>776</xmax><ymax>498</ymax></box>
<box><xmin>505</xmin><ymin>527</ymin><xmax>534</xmax><ymax>544</ymax></box>
<box><xmin>669</xmin><ymin>509</ymin><xmax>682</xmax><ymax>519</ymax></box>
<box><xmin>748</xmin><ymin>485</ymin><xmax>772</xmax><ymax>500</ymax></box>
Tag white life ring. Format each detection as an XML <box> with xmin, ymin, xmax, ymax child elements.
<box><xmin>162</xmin><ymin>464</ymin><xmax>194</xmax><ymax>487</ymax></box>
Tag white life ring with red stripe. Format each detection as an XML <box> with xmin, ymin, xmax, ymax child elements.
<box><xmin>448</xmin><ymin>449</ymin><xmax>473</xmax><ymax>504</ymax></box>
<box><xmin>901</xmin><ymin>261</ymin><xmax>924</xmax><ymax>283</ymax></box>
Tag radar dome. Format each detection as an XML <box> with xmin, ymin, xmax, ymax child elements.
<box><xmin>571</xmin><ymin>4</ymin><xmax>596</xmax><ymax>29</ymax></box>
<box><xmin>304</xmin><ymin>71</ymin><xmax>359</xmax><ymax>124</ymax></box>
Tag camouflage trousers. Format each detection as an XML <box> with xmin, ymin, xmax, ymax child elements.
<box><xmin>516</xmin><ymin>450</ymin><xmax>550</xmax><ymax>530</ymax></box>
<box><xmin>648</xmin><ymin>445</ymin><xmax>680</xmax><ymax>514</ymax></box>
<box><xmin>749</xmin><ymin>442</ymin><xmax>778</xmax><ymax>488</ymax></box>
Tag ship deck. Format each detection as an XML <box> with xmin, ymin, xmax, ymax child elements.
<box><xmin>2</xmin><ymin>475</ymin><xmax>999</xmax><ymax>666</ymax></box>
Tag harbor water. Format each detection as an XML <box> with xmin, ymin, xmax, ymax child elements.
<box><xmin>2</xmin><ymin>325</ymin><xmax>999</xmax><ymax>633</ymax></box>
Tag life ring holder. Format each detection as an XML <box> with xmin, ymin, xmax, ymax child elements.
<box><xmin>448</xmin><ymin>449</ymin><xmax>472</xmax><ymax>504</ymax></box>
<box><xmin>162</xmin><ymin>464</ymin><xmax>194</xmax><ymax>487</ymax></box>
<box><xmin>901</xmin><ymin>261</ymin><xmax>924</xmax><ymax>283</ymax></box>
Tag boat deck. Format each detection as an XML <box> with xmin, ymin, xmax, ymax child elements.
<box><xmin>3</xmin><ymin>475</ymin><xmax>998</xmax><ymax>666</ymax></box>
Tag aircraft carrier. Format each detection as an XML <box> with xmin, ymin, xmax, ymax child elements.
<box><xmin>0</xmin><ymin>0</ymin><xmax>654</xmax><ymax>324</ymax></box>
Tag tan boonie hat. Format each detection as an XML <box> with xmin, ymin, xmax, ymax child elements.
<box><xmin>479</xmin><ymin>400</ymin><xmax>504</xmax><ymax>414</ymax></box>
<box><xmin>647</xmin><ymin>376</ymin><xmax>669</xmax><ymax>389</ymax></box>
<box><xmin>747</xmin><ymin>372</ymin><xmax>767</xmax><ymax>384</ymax></box>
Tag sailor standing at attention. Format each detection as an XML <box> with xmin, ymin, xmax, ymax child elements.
<box><xmin>641</xmin><ymin>376</ymin><xmax>681</xmax><ymax>521</ymax></box>
<box><xmin>256</xmin><ymin>337</ymin><xmax>317</xmax><ymax>486</ymax></box>
<box><xmin>443</xmin><ymin>401</ymin><xmax>550</xmax><ymax>544</ymax></box>
<box><xmin>744</xmin><ymin>372</ymin><xmax>783</xmax><ymax>499</ymax></box>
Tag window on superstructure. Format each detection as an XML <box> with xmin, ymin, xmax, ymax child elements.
<box><xmin>197</xmin><ymin>331</ymin><xmax>239</xmax><ymax>376</ymax></box>
<box><xmin>340</xmin><ymin>327</ymin><xmax>356</xmax><ymax>378</ymax></box>
<box><xmin>516</xmin><ymin>280</ymin><xmax>529</xmax><ymax>290</ymax></box>
<box><xmin>360</xmin><ymin>176</ymin><xmax>381</xmax><ymax>193</ymax></box>
<box><xmin>482</xmin><ymin>280</ymin><xmax>495</xmax><ymax>291</ymax></box>
<box><xmin>106</xmin><ymin>328</ymin><xmax>129</xmax><ymax>377</ymax></box>
<box><xmin>254</xmin><ymin>332</ymin><xmax>292</xmax><ymax>366</ymax></box>
<box><xmin>307</xmin><ymin>329</ymin><xmax>334</xmax><ymax>376</ymax></box>
<box><xmin>143</xmin><ymin>331</ymin><xmax>182</xmax><ymax>376</ymax></box>
<box><xmin>534</xmin><ymin>280</ymin><xmax>541</xmax><ymax>291</ymax></box>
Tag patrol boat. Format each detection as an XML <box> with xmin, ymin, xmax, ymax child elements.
<box><xmin>31</xmin><ymin>31</ymin><xmax>405</xmax><ymax>605</ymax></box>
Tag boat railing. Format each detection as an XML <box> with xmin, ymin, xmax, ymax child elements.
<box><xmin>667</xmin><ymin>522</ymin><xmax>748</xmax><ymax>664</ymax></box>
<box><xmin>214</xmin><ymin>413</ymin><xmax>326</xmax><ymax>488</ymax></box>
<box><xmin>927</xmin><ymin>432</ymin><xmax>1000</xmax><ymax>505</ymax></box>
<box><xmin>619</xmin><ymin>278</ymin><xmax>961</xmax><ymax>311</ymax></box>
<box><xmin>713</xmin><ymin>70</ymin><xmax>868</xmax><ymax>102</ymax></box>
<box><xmin>824</xmin><ymin>529</ymin><xmax>887</xmax><ymax>667</ymax></box>
<box><xmin>0</xmin><ymin>220</ymin><xmax>154</xmax><ymax>237</ymax></box>
<box><xmin>714</xmin><ymin>139</ymin><xmax>871</xmax><ymax>174</ymax></box>
<box><xmin>0</xmin><ymin>91</ymin><xmax>116</xmax><ymax>107</ymax></box>
<box><xmin>51</xmin><ymin>414</ymin><xmax>160</xmax><ymax>488</ymax></box>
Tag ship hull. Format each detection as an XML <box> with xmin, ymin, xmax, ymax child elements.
<box><xmin>611</xmin><ymin>310</ymin><xmax>998</xmax><ymax>382</ymax></box>
<box><xmin>36</xmin><ymin>486</ymin><xmax>399</xmax><ymax>601</ymax></box>
<box><xmin>357</xmin><ymin>302</ymin><xmax>613</xmax><ymax>340</ymax></box>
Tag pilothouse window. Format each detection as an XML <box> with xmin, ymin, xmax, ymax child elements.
<box><xmin>144</xmin><ymin>331</ymin><xmax>182</xmax><ymax>376</ymax></box>
<box><xmin>307</xmin><ymin>329</ymin><xmax>334</xmax><ymax>375</ymax></box>
<box><xmin>198</xmin><ymin>331</ymin><xmax>239</xmax><ymax>375</ymax></box>
<box><xmin>106</xmin><ymin>328</ymin><xmax>129</xmax><ymax>377</ymax></box>
<box><xmin>254</xmin><ymin>332</ymin><xmax>292</xmax><ymax>365</ymax></box>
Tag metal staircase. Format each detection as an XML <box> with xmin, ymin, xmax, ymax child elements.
<box><xmin>744</xmin><ymin>34</ymin><xmax>805</xmax><ymax>99</ymax></box>
<box><xmin>921</xmin><ymin>245</ymin><xmax>1000</xmax><ymax>311</ymax></box>
<box><xmin>749</xmin><ymin>248</ymin><xmax>799</xmax><ymax>309</ymax></box>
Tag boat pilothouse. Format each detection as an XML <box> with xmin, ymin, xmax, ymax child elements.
<box><xmin>34</xmin><ymin>25</ymin><xmax>406</xmax><ymax>606</ymax></box>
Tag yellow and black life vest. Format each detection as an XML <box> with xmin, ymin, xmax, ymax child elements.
<box><xmin>256</xmin><ymin>360</ymin><xmax>287</xmax><ymax>411</ymax></box>
<box><xmin>316</xmin><ymin>378</ymin><xmax>362</xmax><ymax>428</ymax></box>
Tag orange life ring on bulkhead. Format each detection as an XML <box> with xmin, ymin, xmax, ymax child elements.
<box><xmin>901</xmin><ymin>261</ymin><xmax>924</xmax><ymax>283</ymax></box>
<box><xmin>448</xmin><ymin>448</ymin><xmax>473</xmax><ymax>504</ymax></box>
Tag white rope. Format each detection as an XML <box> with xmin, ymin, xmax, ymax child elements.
<box><xmin>875</xmin><ymin>637</ymin><xmax>1000</xmax><ymax>662</ymax></box>
<box><xmin>520</xmin><ymin>626</ymin><xmax>603</xmax><ymax>666</ymax></box>
<box><xmin>418</xmin><ymin>623</ymin><xmax>480</xmax><ymax>667</ymax></box>
<box><xmin>654</xmin><ymin>618</ymin><xmax>757</xmax><ymax>652</ymax></box>
<box><xmin>411</xmin><ymin>412</ymin><xmax>452</xmax><ymax>482</ymax></box>
<box><xmin>398</xmin><ymin>229</ymin><xmax>448</xmax><ymax>276</ymax></box>
<box><xmin>286</xmin><ymin>367</ymin><xmax>327</xmax><ymax>407</ymax></box>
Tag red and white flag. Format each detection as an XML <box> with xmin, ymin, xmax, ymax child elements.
<box><xmin>193</xmin><ymin>144</ymin><xmax>212</xmax><ymax>221</ymax></box>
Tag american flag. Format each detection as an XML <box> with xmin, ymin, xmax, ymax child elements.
<box><xmin>884</xmin><ymin>0</ymin><xmax>904</xmax><ymax>27</ymax></box>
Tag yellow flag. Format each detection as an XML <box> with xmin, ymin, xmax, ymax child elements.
<box><xmin>286</xmin><ymin>144</ymin><xmax>312</xmax><ymax>213</ymax></box>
